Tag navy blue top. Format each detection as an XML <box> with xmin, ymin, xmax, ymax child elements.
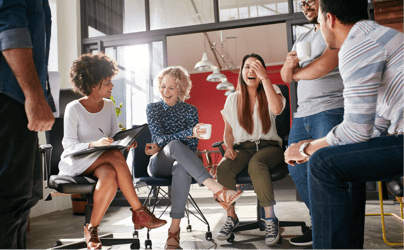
<box><xmin>146</xmin><ymin>100</ymin><xmax>199</xmax><ymax>152</ymax></box>
<box><xmin>0</xmin><ymin>0</ymin><xmax>51</xmax><ymax>104</ymax></box>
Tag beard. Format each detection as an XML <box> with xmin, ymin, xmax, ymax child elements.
<box><xmin>308</xmin><ymin>17</ymin><xmax>319</xmax><ymax>24</ymax></box>
<box><xmin>304</xmin><ymin>8</ymin><xmax>319</xmax><ymax>24</ymax></box>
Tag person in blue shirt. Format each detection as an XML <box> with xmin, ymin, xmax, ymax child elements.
<box><xmin>145</xmin><ymin>66</ymin><xmax>243</xmax><ymax>249</ymax></box>
<box><xmin>0</xmin><ymin>1</ymin><xmax>55</xmax><ymax>248</ymax></box>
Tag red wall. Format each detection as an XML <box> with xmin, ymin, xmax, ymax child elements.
<box><xmin>187</xmin><ymin>64</ymin><xmax>290</xmax><ymax>152</ymax></box>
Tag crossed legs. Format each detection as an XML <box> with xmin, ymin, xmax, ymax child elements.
<box><xmin>83</xmin><ymin>149</ymin><xmax>143</xmax><ymax>228</ymax></box>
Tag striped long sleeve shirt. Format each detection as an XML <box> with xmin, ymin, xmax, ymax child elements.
<box><xmin>326</xmin><ymin>20</ymin><xmax>403</xmax><ymax>146</ymax></box>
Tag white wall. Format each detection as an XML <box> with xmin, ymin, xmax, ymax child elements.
<box><xmin>31</xmin><ymin>0</ymin><xmax>81</xmax><ymax>218</ymax></box>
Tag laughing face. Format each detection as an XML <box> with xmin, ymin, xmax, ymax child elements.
<box><xmin>160</xmin><ymin>74</ymin><xmax>180</xmax><ymax>106</ymax></box>
<box><xmin>242</xmin><ymin>57</ymin><xmax>261</xmax><ymax>88</ymax></box>
<box><xmin>301</xmin><ymin>0</ymin><xmax>319</xmax><ymax>24</ymax></box>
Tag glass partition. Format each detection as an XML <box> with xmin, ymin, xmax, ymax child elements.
<box><xmin>86</xmin><ymin>0</ymin><xmax>146</xmax><ymax>38</ymax></box>
<box><xmin>219</xmin><ymin>0</ymin><xmax>289</xmax><ymax>21</ymax></box>
<box><xmin>150</xmin><ymin>0</ymin><xmax>214</xmax><ymax>30</ymax></box>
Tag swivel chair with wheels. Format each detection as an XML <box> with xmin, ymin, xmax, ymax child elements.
<box><xmin>40</xmin><ymin>89</ymin><xmax>140</xmax><ymax>249</ymax></box>
<box><xmin>212</xmin><ymin>84</ymin><xmax>309</xmax><ymax>243</ymax></box>
<box><xmin>131</xmin><ymin>125</ymin><xmax>212</xmax><ymax>249</ymax></box>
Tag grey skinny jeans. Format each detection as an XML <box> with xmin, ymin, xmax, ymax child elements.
<box><xmin>147</xmin><ymin>140</ymin><xmax>212</xmax><ymax>219</ymax></box>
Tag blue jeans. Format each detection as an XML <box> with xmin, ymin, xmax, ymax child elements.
<box><xmin>288</xmin><ymin>108</ymin><xmax>345</xmax><ymax>209</ymax></box>
<box><xmin>148</xmin><ymin>140</ymin><xmax>211</xmax><ymax>219</ymax></box>
<box><xmin>309</xmin><ymin>134</ymin><xmax>403</xmax><ymax>249</ymax></box>
<box><xmin>288</xmin><ymin>108</ymin><xmax>365</xmax><ymax>247</ymax></box>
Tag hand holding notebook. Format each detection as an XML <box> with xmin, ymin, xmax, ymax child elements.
<box><xmin>64</xmin><ymin>124</ymin><xmax>148</xmax><ymax>158</ymax></box>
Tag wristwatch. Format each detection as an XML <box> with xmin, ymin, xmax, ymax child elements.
<box><xmin>299</xmin><ymin>142</ymin><xmax>310</xmax><ymax>158</ymax></box>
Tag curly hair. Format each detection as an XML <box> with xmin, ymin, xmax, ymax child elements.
<box><xmin>69</xmin><ymin>52</ymin><xmax>119</xmax><ymax>96</ymax></box>
<box><xmin>155</xmin><ymin>66</ymin><xmax>192</xmax><ymax>101</ymax></box>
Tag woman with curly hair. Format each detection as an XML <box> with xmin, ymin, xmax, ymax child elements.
<box><xmin>145</xmin><ymin>66</ymin><xmax>243</xmax><ymax>249</ymax></box>
<box><xmin>59</xmin><ymin>53</ymin><xmax>166</xmax><ymax>249</ymax></box>
<box><xmin>215</xmin><ymin>54</ymin><xmax>286</xmax><ymax>246</ymax></box>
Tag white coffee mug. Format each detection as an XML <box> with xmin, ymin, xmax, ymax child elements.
<box><xmin>296</xmin><ymin>41</ymin><xmax>311</xmax><ymax>61</ymax></box>
<box><xmin>199</xmin><ymin>124</ymin><xmax>212</xmax><ymax>140</ymax></box>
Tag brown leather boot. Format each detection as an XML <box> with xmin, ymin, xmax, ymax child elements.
<box><xmin>131</xmin><ymin>206</ymin><xmax>167</xmax><ymax>229</ymax></box>
<box><xmin>84</xmin><ymin>224</ymin><xmax>102</xmax><ymax>249</ymax></box>
<box><xmin>165</xmin><ymin>228</ymin><xmax>182</xmax><ymax>249</ymax></box>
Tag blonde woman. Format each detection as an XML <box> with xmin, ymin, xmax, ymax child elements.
<box><xmin>145</xmin><ymin>66</ymin><xmax>243</xmax><ymax>249</ymax></box>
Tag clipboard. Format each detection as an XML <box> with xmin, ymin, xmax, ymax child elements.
<box><xmin>64</xmin><ymin>124</ymin><xmax>148</xmax><ymax>158</ymax></box>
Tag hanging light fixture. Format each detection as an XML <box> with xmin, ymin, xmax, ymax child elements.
<box><xmin>194</xmin><ymin>52</ymin><xmax>215</xmax><ymax>72</ymax></box>
<box><xmin>225</xmin><ymin>89</ymin><xmax>236</xmax><ymax>96</ymax></box>
<box><xmin>206</xmin><ymin>67</ymin><xmax>227</xmax><ymax>82</ymax></box>
<box><xmin>216</xmin><ymin>79</ymin><xmax>234</xmax><ymax>90</ymax></box>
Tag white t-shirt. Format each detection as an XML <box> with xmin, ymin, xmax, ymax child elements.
<box><xmin>221</xmin><ymin>84</ymin><xmax>286</xmax><ymax>148</ymax></box>
<box><xmin>58</xmin><ymin>99</ymin><xmax>121</xmax><ymax>176</ymax></box>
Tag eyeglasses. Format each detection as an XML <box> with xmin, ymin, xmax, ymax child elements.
<box><xmin>298</xmin><ymin>0</ymin><xmax>315</xmax><ymax>9</ymax></box>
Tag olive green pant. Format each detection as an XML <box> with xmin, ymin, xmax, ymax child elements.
<box><xmin>216</xmin><ymin>140</ymin><xmax>284</xmax><ymax>207</ymax></box>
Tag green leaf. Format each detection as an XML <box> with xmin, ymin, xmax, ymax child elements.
<box><xmin>110</xmin><ymin>96</ymin><xmax>116</xmax><ymax>105</ymax></box>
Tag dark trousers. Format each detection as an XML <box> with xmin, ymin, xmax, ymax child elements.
<box><xmin>0</xmin><ymin>94</ymin><xmax>43</xmax><ymax>249</ymax></box>
<box><xmin>309</xmin><ymin>134</ymin><xmax>403</xmax><ymax>249</ymax></box>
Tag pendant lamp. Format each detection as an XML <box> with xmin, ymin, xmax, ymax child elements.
<box><xmin>207</xmin><ymin>67</ymin><xmax>227</xmax><ymax>82</ymax></box>
<box><xmin>194</xmin><ymin>52</ymin><xmax>215</xmax><ymax>72</ymax></box>
<box><xmin>216</xmin><ymin>79</ymin><xmax>234</xmax><ymax>90</ymax></box>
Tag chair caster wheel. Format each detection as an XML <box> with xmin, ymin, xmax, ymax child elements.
<box><xmin>187</xmin><ymin>225</ymin><xmax>192</xmax><ymax>232</ymax></box>
<box><xmin>276</xmin><ymin>235</ymin><xmax>282</xmax><ymax>244</ymax></box>
<box><xmin>130</xmin><ymin>241</ymin><xmax>140</xmax><ymax>249</ymax></box>
<box><xmin>133</xmin><ymin>231</ymin><xmax>139</xmax><ymax>238</ymax></box>
<box><xmin>226</xmin><ymin>233</ymin><xmax>235</xmax><ymax>242</ymax></box>
<box><xmin>145</xmin><ymin>239</ymin><xmax>152</xmax><ymax>249</ymax></box>
<box><xmin>205</xmin><ymin>232</ymin><xmax>212</xmax><ymax>241</ymax></box>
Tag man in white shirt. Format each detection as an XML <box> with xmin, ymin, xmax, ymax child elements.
<box><xmin>285</xmin><ymin>0</ymin><xmax>403</xmax><ymax>248</ymax></box>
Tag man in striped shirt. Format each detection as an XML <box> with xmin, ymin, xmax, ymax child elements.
<box><xmin>284</xmin><ymin>0</ymin><xmax>403</xmax><ymax>248</ymax></box>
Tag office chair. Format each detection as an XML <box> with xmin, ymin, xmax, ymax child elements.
<box><xmin>131</xmin><ymin>125</ymin><xmax>212</xmax><ymax>249</ymax></box>
<box><xmin>39</xmin><ymin>89</ymin><xmax>140</xmax><ymax>249</ymax></box>
<box><xmin>212</xmin><ymin>84</ymin><xmax>309</xmax><ymax>243</ymax></box>
<box><xmin>366</xmin><ymin>175</ymin><xmax>403</xmax><ymax>246</ymax></box>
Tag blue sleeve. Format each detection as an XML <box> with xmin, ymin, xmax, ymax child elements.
<box><xmin>146</xmin><ymin>103</ymin><xmax>195</xmax><ymax>150</ymax></box>
<box><xmin>0</xmin><ymin>0</ymin><xmax>33</xmax><ymax>51</ymax></box>
<box><xmin>184</xmin><ymin>106</ymin><xmax>199</xmax><ymax>152</ymax></box>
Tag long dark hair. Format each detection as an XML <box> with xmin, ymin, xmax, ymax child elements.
<box><xmin>236</xmin><ymin>53</ymin><xmax>271</xmax><ymax>135</ymax></box>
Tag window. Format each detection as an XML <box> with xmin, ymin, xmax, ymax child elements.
<box><xmin>150</xmin><ymin>0</ymin><xmax>214</xmax><ymax>30</ymax></box>
<box><xmin>85</xmin><ymin>0</ymin><xmax>146</xmax><ymax>38</ymax></box>
<box><xmin>219</xmin><ymin>0</ymin><xmax>290</xmax><ymax>22</ymax></box>
<box><xmin>104</xmin><ymin>42</ymin><xmax>164</xmax><ymax>128</ymax></box>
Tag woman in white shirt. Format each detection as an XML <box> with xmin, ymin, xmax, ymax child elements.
<box><xmin>59</xmin><ymin>53</ymin><xmax>166</xmax><ymax>249</ymax></box>
<box><xmin>216</xmin><ymin>54</ymin><xmax>286</xmax><ymax>246</ymax></box>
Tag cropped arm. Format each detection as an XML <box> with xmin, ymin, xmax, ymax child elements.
<box><xmin>326</xmin><ymin>44</ymin><xmax>387</xmax><ymax>146</ymax></box>
<box><xmin>293</xmin><ymin>47</ymin><xmax>339</xmax><ymax>81</ymax></box>
<box><xmin>223</xmin><ymin>117</ymin><xmax>234</xmax><ymax>150</ymax></box>
<box><xmin>146</xmin><ymin>104</ymin><xmax>198</xmax><ymax>150</ymax></box>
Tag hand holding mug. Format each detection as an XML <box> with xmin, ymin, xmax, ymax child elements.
<box><xmin>296</xmin><ymin>41</ymin><xmax>311</xmax><ymax>61</ymax></box>
<box><xmin>145</xmin><ymin>143</ymin><xmax>161</xmax><ymax>155</ymax></box>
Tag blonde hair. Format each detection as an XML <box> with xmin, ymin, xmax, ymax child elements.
<box><xmin>155</xmin><ymin>66</ymin><xmax>192</xmax><ymax>101</ymax></box>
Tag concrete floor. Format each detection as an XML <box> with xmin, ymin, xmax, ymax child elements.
<box><xmin>26</xmin><ymin>182</ymin><xmax>404</xmax><ymax>249</ymax></box>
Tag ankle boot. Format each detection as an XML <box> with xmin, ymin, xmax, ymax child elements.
<box><xmin>84</xmin><ymin>224</ymin><xmax>102</xmax><ymax>249</ymax></box>
<box><xmin>131</xmin><ymin>206</ymin><xmax>167</xmax><ymax>229</ymax></box>
<box><xmin>165</xmin><ymin>228</ymin><xmax>182</xmax><ymax>249</ymax></box>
